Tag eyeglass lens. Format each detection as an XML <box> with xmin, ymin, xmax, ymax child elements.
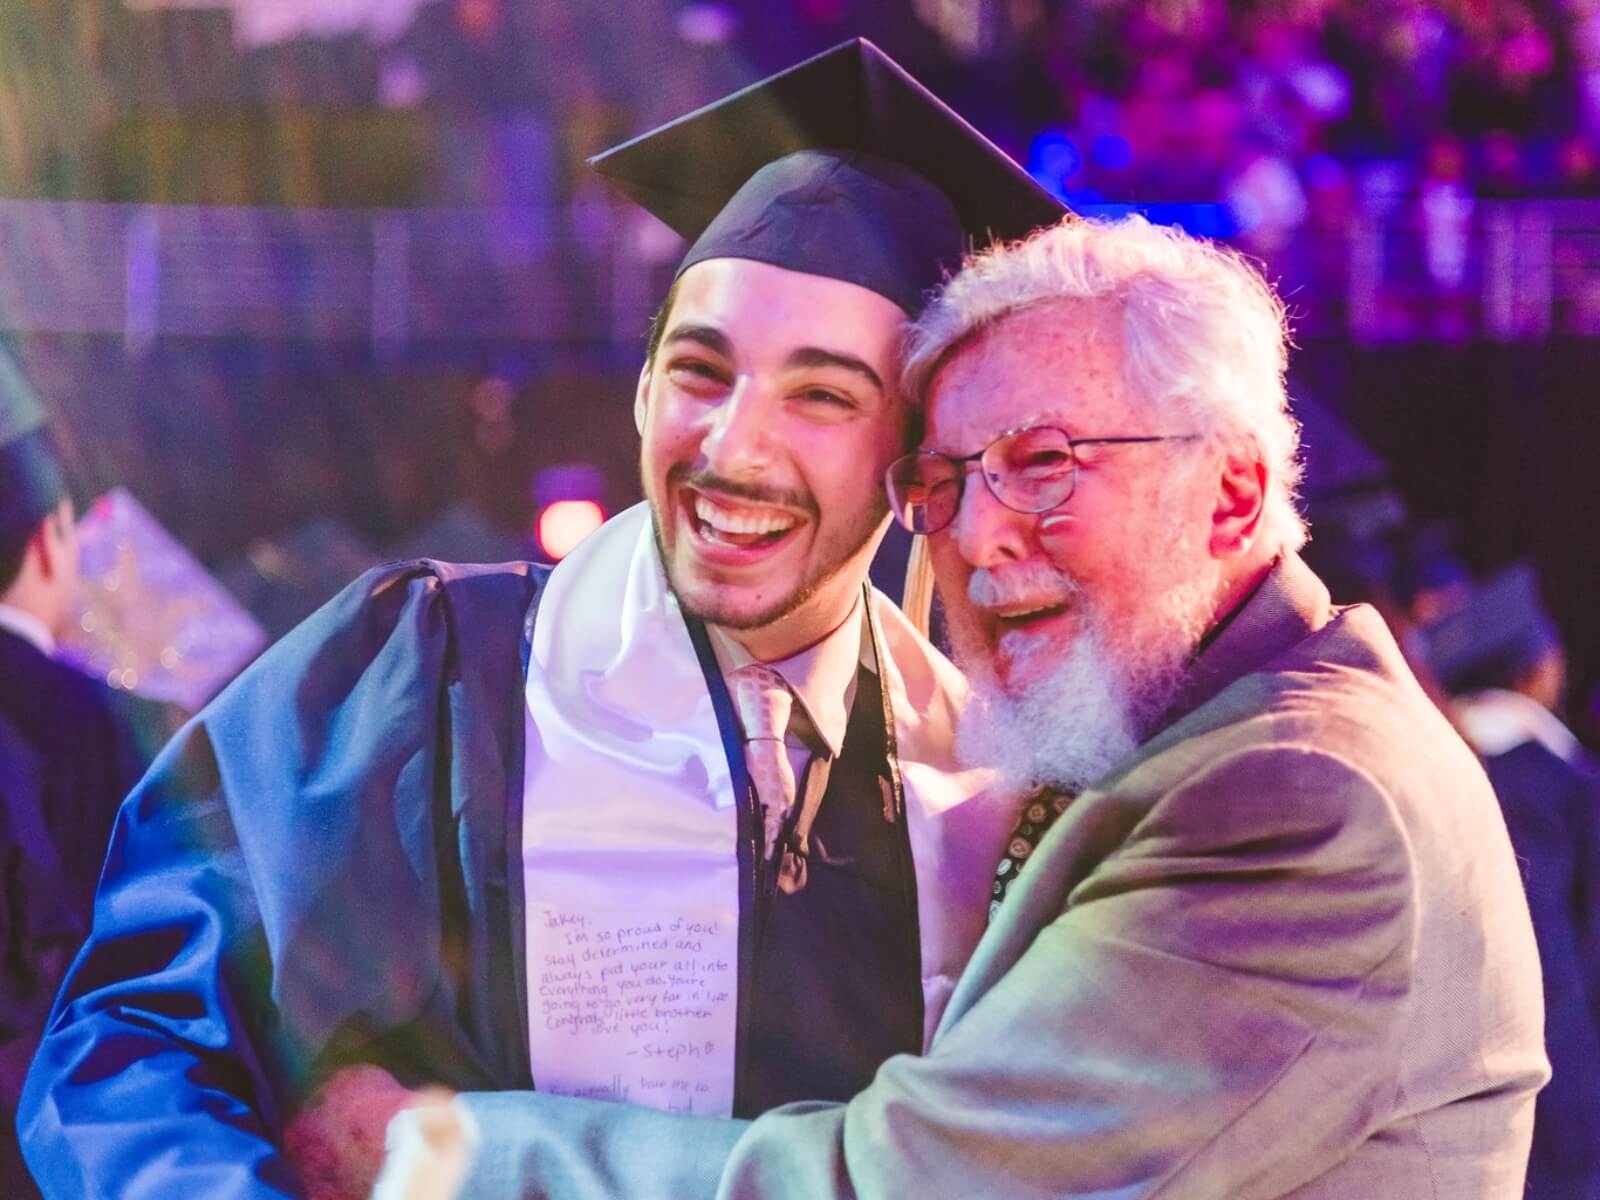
<box><xmin>886</xmin><ymin>427</ymin><xmax>1079</xmax><ymax>534</ymax></box>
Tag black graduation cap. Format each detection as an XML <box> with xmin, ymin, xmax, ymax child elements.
<box><xmin>0</xmin><ymin>344</ymin><xmax>67</xmax><ymax>551</ymax></box>
<box><xmin>590</xmin><ymin>38</ymin><xmax>1067</xmax><ymax>316</ymax></box>
<box><xmin>1393</xmin><ymin>522</ymin><xmax>1469</xmax><ymax>612</ymax></box>
<box><xmin>1417</xmin><ymin>563</ymin><xmax>1561</xmax><ymax>693</ymax></box>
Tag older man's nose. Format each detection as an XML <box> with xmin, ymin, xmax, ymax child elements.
<box><xmin>949</xmin><ymin>469</ymin><xmax>1029</xmax><ymax>568</ymax></box>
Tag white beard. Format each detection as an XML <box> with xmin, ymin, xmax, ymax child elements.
<box><xmin>950</xmin><ymin>562</ymin><xmax>1215</xmax><ymax>794</ymax></box>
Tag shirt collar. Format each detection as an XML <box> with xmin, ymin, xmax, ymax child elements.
<box><xmin>708</xmin><ymin>593</ymin><xmax>867</xmax><ymax>759</ymax></box>
<box><xmin>1453</xmin><ymin>688</ymin><xmax>1582</xmax><ymax>763</ymax></box>
<box><xmin>0</xmin><ymin>602</ymin><xmax>55</xmax><ymax>657</ymax></box>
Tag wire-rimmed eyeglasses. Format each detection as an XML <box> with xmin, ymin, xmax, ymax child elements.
<box><xmin>884</xmin><ymin>425</ymin><xmax>1199</xmax><ymax>535</ymax></box>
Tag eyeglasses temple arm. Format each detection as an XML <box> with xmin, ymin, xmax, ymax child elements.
<box><xmin>1070</xmin><ymin>434</ymin><xmax>1199</xmax><ymax>449</ymax></box>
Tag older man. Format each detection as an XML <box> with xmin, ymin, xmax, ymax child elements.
<box><xmin>380</xmin><ymin>214</ymin><xmax>1547</xmax><ymax>1199</ymax></box>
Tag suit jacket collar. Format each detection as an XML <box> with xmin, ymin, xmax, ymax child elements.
<box><xmin>1161</xmin><ymin>553</ymin><xmax>1333</xmax><ymax>735</ymax></box>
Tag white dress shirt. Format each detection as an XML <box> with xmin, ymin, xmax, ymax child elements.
<box><xmin>0</xmin><ymin>601</ymin><xmax>55</xmax><ymax>656</ymax></box>
<box><xmin>707</xmin><ymin>595</ymin><xmax>867</xmax><ymax>786</ymax></box>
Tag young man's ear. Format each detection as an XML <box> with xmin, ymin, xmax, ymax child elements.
<box><xmin>1210</xmin><ymin>449</ymin><xmax>1267</xmax><ymax>559</ymax></box>
<box><xmin>35</xmin><ymin>496</ymin><xmax>72</xmax><ymax>576</ymax></box>
<box><xmin>35</xmin><ymin>498</ymin><xmax>75</xmax><ymax>580</ymax></box>
<box><xmin>634</xmin><ymin>364</ymin><xmax>652</xmax><ymax>436</ymax></box>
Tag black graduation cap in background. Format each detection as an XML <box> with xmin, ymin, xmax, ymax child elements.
<box><xmin>0</xmin><ymin>343</ymin><xmax>67</xmax><ymax>551</ymax></box>
<box><xmin>1418</xmin><ymin>562</ymin><xmax>1561</xmax><ymax>693</ymax></box>
<box><xmin>590</xmin><ymin>38</ymin><xmax>1068</xmax><ymax>316</ymax></box>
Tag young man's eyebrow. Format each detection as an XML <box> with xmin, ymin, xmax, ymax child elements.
<box><xmin>785</xmin><ymin>347</ymin><xmax>885</xmax><ymax>392</ymax></box>
<box><xmin>660</xmin><ymin>329</ymin><xmax>886</xmax><ymax>394</ymax></box>
<box><xmin>661</xmin><ymin>324</ymin><xmax>733</xmax><ymax>357</ymax></box>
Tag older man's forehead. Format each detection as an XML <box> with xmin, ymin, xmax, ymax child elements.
<box><xmin>922</xmin><ymin>304</ymin><xmax>1128</xmax><ymax>449</ymax></box>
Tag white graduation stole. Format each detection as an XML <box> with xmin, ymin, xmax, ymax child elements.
<box><xmin>520</xmin><ymin>502</ymin><xmax>1018</xmax><ymax>1116</ymax></box>
<box><xmin>522</xmin><ymin>504</ymin><xmax>741</xmax><ymax>1116</ymax></box>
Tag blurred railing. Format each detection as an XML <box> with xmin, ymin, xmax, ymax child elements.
<box><xmin>0</xmin><ymin>199</ymin><xmax>596</xmax><ymax>349</ymax></box>
<box><xmin>0</xmin><ymin>197</ymin><xmax>1596</xmax><ymax>351</ymax></box>
<box><xmin>1337</xmin><ymin>200</ymin><xmax>1600</xmax><ymax>343</ymax></box>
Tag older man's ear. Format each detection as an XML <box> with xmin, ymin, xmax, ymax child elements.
<box><xmin>1208</xmin><ymin>450</ymin><xmax>1268</xmax><ymax>560</ymax></box>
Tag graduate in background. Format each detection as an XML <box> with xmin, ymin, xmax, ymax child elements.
<box><xmin>1421</xmin><ymin>565</ymin><xmax>1600</xmax><ymax>1199</ymax></box>
<box><xmin>0</xmin><ymin>348</ymin><xmax>168</xmax><ymax>1198</ymax></box>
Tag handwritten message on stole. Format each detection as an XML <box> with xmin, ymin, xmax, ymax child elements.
<box><xmin>520</xmin><ymin>502</ymin><xmax>749</xmax><ymax>1117</ymax></box>
<box><xmin>526</xmin><ymin>903</ymin><xmax>739</xmax><ymax>1115</ymax></box>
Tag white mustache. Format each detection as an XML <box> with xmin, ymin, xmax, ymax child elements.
<box><xmin>967</xmin><ymin>561</ymin><xmax>1081</xmax><ymax>608</ymax></box>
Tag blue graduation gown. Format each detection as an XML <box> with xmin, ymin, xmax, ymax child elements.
<box><xmin>1483</xmin><ymin>740</ymin><xmax>1600</xmax><ymax>1196</ymax></box>
<box><xmin>20</xmin><ymin>561</ymin><xmax>542</xmax><ymax>1197</ymax></box>
<box><xmin>20</xmin><ymin>553</ymin><xmax>926</xmax><ymax>1196</ymax></box>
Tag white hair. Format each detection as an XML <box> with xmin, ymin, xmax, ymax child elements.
<box><xmin>905</xmin><ymin>214</ymin><xmax>1307</xmax><ymax>554</ymax></box>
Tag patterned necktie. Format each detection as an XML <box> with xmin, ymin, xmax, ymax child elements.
<box><xmin>729</xmin><ymin>662</ymin><xmax>797</xmax><ymax>862</ymax></box>
<box><xmin>989</xmin><ymin>789</ymin><xmax>1073</xmax><ymax>922</ymax></box>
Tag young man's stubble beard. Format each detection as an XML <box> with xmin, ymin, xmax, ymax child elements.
<box><xmin>645</xmin><ymin>463</ymin><xmax>891</xmax><ymax>634</ymax></box>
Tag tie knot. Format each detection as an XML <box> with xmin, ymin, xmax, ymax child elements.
<box><xmin>730</xmin><ymin>662</ymin><xmax>793</xmax><ymax>744</ymax></box>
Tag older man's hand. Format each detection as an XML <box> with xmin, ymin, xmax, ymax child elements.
<box><xmin>283</xmin><ymin>1064</ymin><xmax>433</xmax><ymax>1200</ymax></box>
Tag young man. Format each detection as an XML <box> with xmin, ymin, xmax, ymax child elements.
<box><xmin>19</xmin><ymin>41</ymin><xmax>1063</xmax><ymax>1198</ymax></box>
<box><xmin>373</xmin><ymin>215</ymin><xmax>1546</xmax><ymax>1198</ymax></box>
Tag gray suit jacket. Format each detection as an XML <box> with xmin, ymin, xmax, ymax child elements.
<box><xmin>456</xmin><ymin>554</ymin><xmax>1548</xmax><ymax>1198</ymax></box>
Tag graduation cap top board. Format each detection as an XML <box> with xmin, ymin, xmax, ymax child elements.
<box><xmin>1417</xmin><ymin>562</ymin><xmax>1561</xmax><ymax>693</ymax></box>
<box><xmin>590</xmin><ymin>38</ymin><xmax>1069</xmax><ymax>317</ymax></box>
<box><xmin>60</xmin><ymin>488</ymin><xmax>267</xmax><ymax>713</ymax></box>
<box><xmin>0</xmin><ymin>344</ymin><xmax>68</xmax><ymax>550</ymax></box>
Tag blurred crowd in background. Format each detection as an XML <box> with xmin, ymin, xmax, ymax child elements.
<box><xmin>1018</xmin><ymin>0</ymin><xmax>1600</xmax><ymax>212</ymax></box>
<box><xmin>6</xmin><ymin>2</ymin><xmax>1600</xmax><ymax>216</ymax></box>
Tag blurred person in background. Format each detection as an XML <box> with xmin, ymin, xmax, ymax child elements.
<box><xmin>0</xmin><ymin>348</ymin><xmax>164</xmax><ymax>1199</ymax></box>
<box><xmin>1421</xmin><ymin>564</ymin><xmax>1600</xmax><ymax>1199</ymax></box>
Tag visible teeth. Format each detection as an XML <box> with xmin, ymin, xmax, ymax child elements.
<box><xmin>694</xmin><ymin>495</ymin><xmax>797</xmax><ymax>536</ymax></box>
<box><xmin>996</xmin><ymin>602</ymin><xmax>1067</xmax><ymax>619</ymax></box>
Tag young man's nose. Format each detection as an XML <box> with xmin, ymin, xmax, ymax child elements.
<box><xmin>700</xmin><ymin>380</ymin><xmax>777</xmax><ymax>476</ymax></box>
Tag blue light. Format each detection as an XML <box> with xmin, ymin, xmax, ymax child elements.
<box><xmin>1090</xmin><ymin>135</ymin><xmax>1134</xmax><ymax>171</ymax></box>
<box><xmin>1073</xmin><ymin>203</ymin><xmax>1240</xmax><ymax>239</ymax></box>
<box><xmin>1028</xmin><ymin>129</ymin><xmax>1082</xmax><ymax>181</ymax></box>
